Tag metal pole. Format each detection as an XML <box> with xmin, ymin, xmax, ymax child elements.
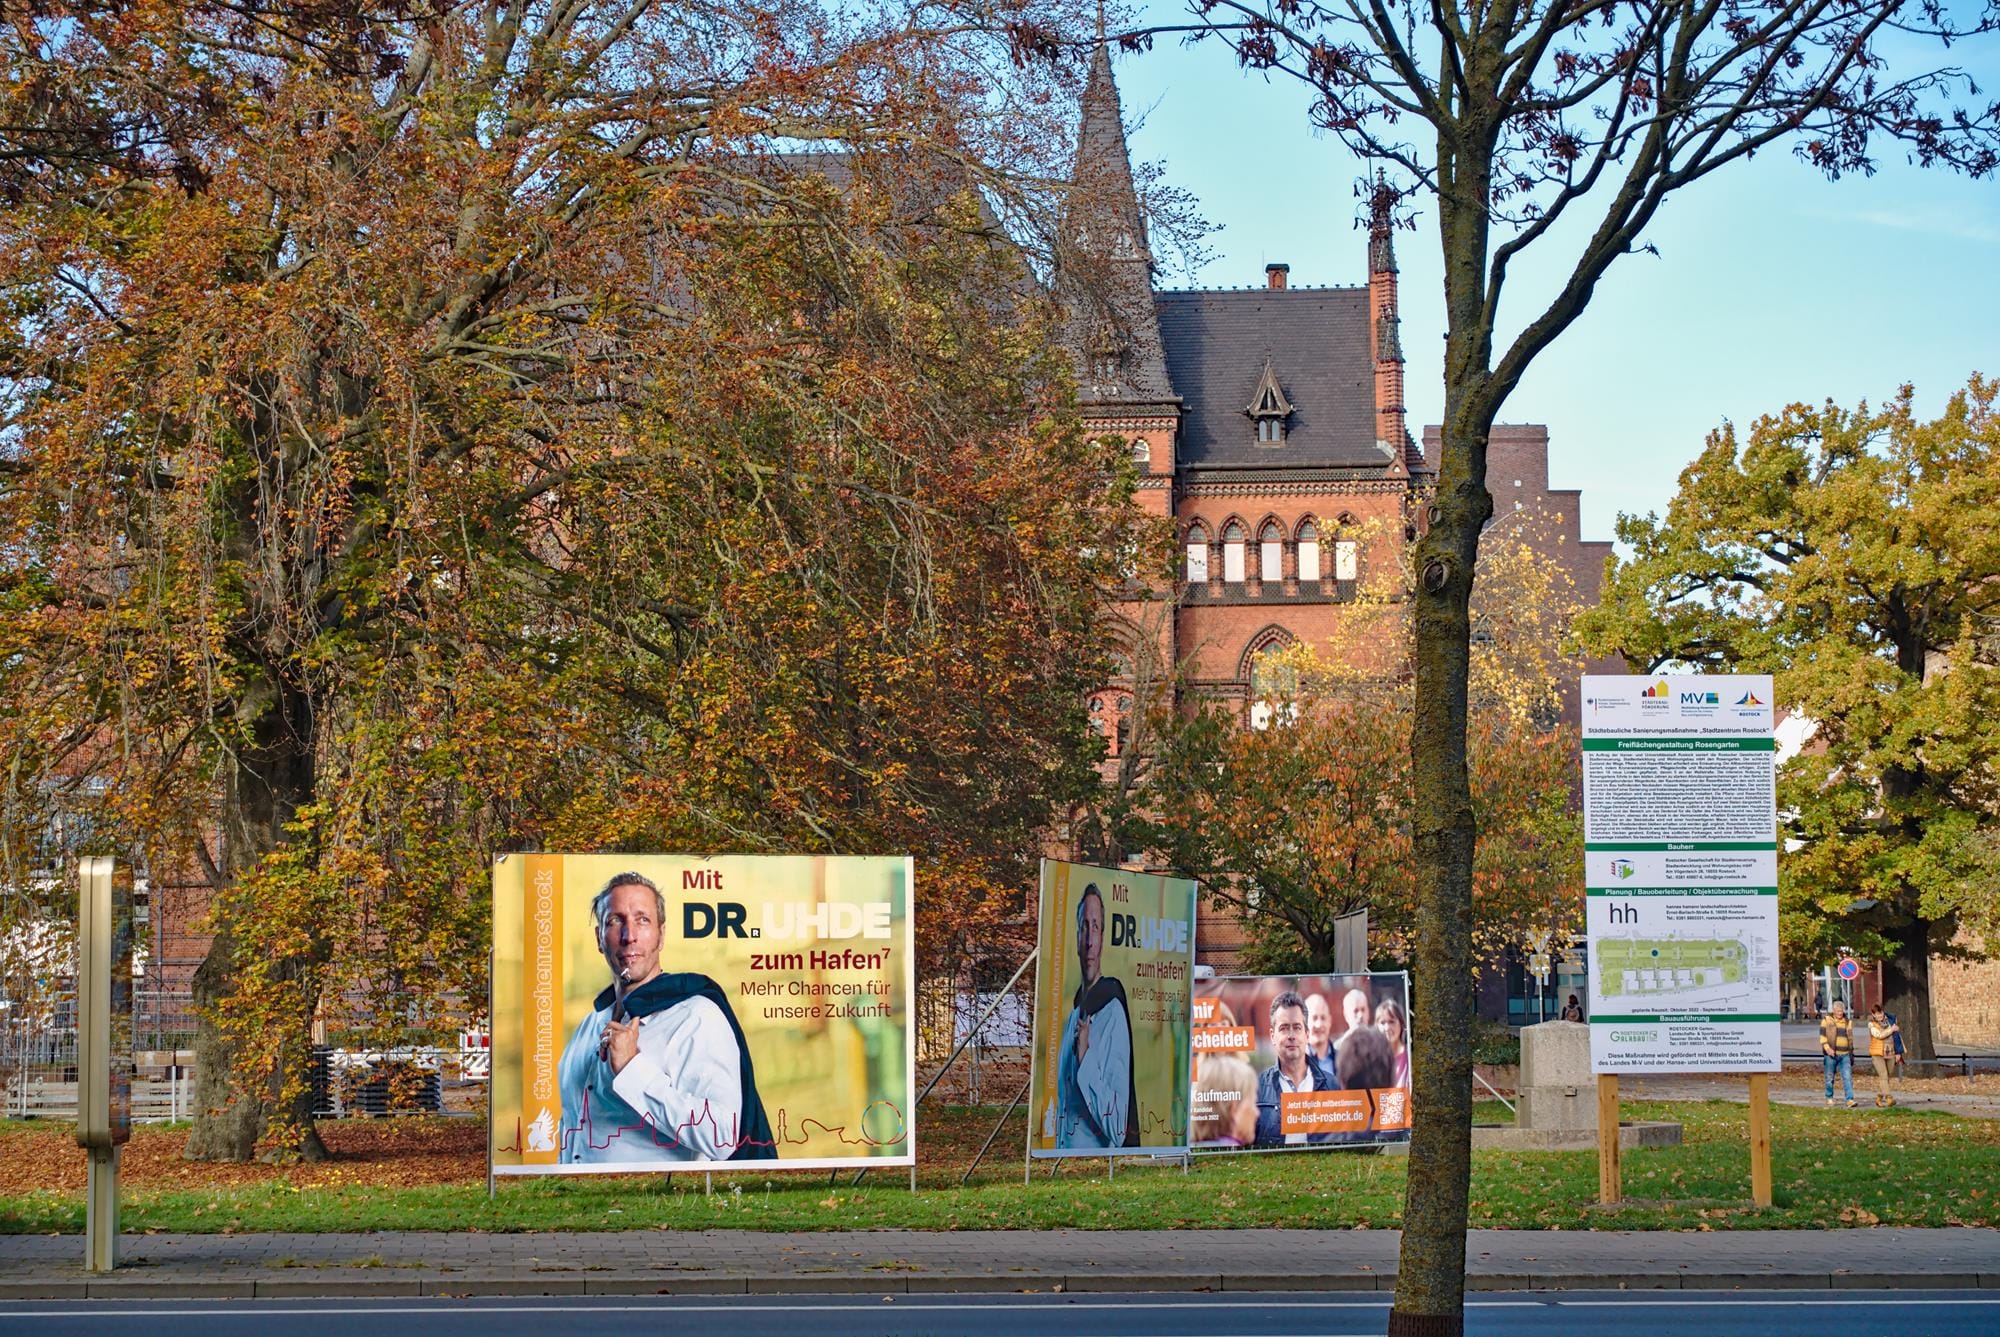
<box><xmin>961</xmin><ymin>1074</ymin><xmax>1031</xmax><ymax>1187</ymax></box>
<box><xmin>86</xmin><ymin>1147</ymin><xmax>118</xmax><ymax>1271</ymax></box>
<box><xmin>855</xmin><ymin>947</ymin><xmax>1037</xmax><ymax>1188</ymax></box>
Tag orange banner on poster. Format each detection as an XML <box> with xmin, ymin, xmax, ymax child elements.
<box><xmin>519</xmin><ymin>854</ymin><xmax>564</xmax><ymax>1164</ymax></box>
<box><xmin>1279</xmin><ymin>1087</ymin><xmax>1410</xmax><ymax>1135</ymax></box>
<box><xmin>1192</xmin><ymin>997</ymin><xmax>1218</xmax><ymax>1024</ymax></box>
<box><xmin>1192</xmin><ymin>1025</ymin><xmax>1256</xmax><ymax>1053</ymax></box>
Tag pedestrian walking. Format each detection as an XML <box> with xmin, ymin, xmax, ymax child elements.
<box><xmin>1886</xmin><ymin>1009</ymin><xmax>1907</xmax><ymax>1076</ymax></box>
<box><xmin>1867</xmin><ymin>1006</ymin><xmax>1900</xmax><ymax>1107</ymax></box>
<box><xmin>1820</xmin><ymin>1000</ymin><xmax>1856</xmax><ymax>1107</ymax></box>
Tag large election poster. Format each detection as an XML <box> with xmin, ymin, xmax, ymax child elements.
<box><xmin>1190</xmin><ymin>973</ymin><xmax>1412</xmax><ymax>1150</ymax></box>
<box><xmin>1582</xmin><ymin>675</ymin><xmax>1781</xmax><ymax>1073</ymax></box>
<box><xmin>1028</xmin><ymin>860</ymin><xmax>1196</xmax><ymax>1158</ymax></box>
<box><xmin>490</xmin><ymin>854</ymin><xmax>914</xmax><ymax>1174</ymax></box>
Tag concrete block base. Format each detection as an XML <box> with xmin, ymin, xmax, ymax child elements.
<box><xmin>1471</xmin><ymin>1119</ymin><xmax>1682</xmax><ymax>1151</ymax></box>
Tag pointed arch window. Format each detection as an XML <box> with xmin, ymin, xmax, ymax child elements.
<box><xmin>1297</xmin><ymin>520</ymin><xmax>1321</xmax><ymax>583</ymax></box>
<box><xmin>1185</xmin><ymin>523</ymin><xmax>1210</xmax><ymax>583</ymax></box>
<box><xmin>1245</xmin><ymin>361</ymin><xmax>1294</xmax><ymax>444</ymax></box>
<box><xmin>1089</xmin><ymin>689</ymin><xmax>1136</xmax><ymax>758</ymax></box>
<box><xmin>1248</xmin><ymin>646</ymin><xmax>1300</xmax><ymax>731</ymax></box>
<box><xmin>1221</xmin><ymin>521</ymin><xmax>1247</xmax><ymax>584</ymax></box>
<box><xmin>1258</xmin><ymin>522</ymin><xmax>1284</xmax><ymax>583</ymax></box>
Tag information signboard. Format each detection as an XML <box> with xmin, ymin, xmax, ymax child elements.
<box><xmin>1582</xmin><ymin>674</ymin><xmax>1781</xmax><ymax>1073</ymax></box>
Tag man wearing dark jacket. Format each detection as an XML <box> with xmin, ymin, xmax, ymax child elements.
<box><xmin>1254</xmin><ymin>990</ymin><xmax>1339</xmax><ymax>1146</ymax></box>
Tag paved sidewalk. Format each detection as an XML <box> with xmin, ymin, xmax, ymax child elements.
<box><xmin>1623</xmin><ymin>1071</ymin><xmax>2000</xmax><ymax>1120</ymax></box>
<box><xmin>0</xmin><ymin>1228</ymin><xmax>1995</xmax><ymax>1298</ymax></box>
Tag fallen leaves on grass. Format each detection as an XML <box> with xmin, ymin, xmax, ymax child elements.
<box><xmin>0</xmin><ymin>1118</ymin><xmax>484</xmax><ymax>1194</ymax></box>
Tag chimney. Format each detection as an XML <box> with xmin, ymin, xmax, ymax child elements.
<box><xmin>1265</xmin><ymin>263</ymin><xmax>1289</xmax><ymax>290</ymax></box>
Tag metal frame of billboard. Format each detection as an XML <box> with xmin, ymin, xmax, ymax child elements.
<box><xmin>1187</xmin><ymin>969</ymin><xmax>1413</xmax><ymax>1154</ymax></box>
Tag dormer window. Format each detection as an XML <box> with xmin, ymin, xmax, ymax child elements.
<box><xmin>1089</xmin><ymin>323</ymin><xmax>1128</xmax><ymax>385</ymax></box>
<box><xmin>1245</xmin><ymin>360</ymin><xmax>1293</xmax><ymax>444</ymax></box>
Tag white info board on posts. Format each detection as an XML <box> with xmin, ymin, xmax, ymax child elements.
<box><xmin>1581</xmin><ymin>674</ymin><xmax>1781</xmax><ymax>1074</ymax></box>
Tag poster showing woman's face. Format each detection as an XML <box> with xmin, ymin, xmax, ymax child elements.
<box><xmin>1189</xmin><ymin>972</ymin><xmax>1412</xmax><ymax>1151</ymax></box>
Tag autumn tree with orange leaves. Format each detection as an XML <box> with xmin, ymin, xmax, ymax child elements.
<box><xmin>0</xmin><ymin>0</ymin><xmax>1141</xmax><ymax>1160</ymax></box>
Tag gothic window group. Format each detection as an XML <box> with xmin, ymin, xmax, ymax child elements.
<box><xmin>1181</xmin><ymin>517</ymin><xmax>1358</xmax><ymax>590</ymax></box>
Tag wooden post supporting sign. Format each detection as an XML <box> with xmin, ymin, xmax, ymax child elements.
<box><xmin>1748</xmin><ymin>1072</ymin><xmax>1773</xmax><ymax>1207</ymax></box>
<box><xmin>1595</xmin><ymin>1072</ymin><xmax>1620</xmax><ymax>1205</ymax></box>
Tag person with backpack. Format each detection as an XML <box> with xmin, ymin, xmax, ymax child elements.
<box><xmin>1867</xmin><ymin>1005</ymin><xmax>1901</xmax><ymax>1107</ymax></box>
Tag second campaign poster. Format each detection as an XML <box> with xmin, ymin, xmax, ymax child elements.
<box><xmin>1190</xmin><ymin>973</ymin><xmax>1412</xmax><ymax>1149</ymax></box>
<box><xmin>490</xmin><ymin>854</ymin><xmax>913</xmax><ymax>1174</ymax></box>
<box><xmin>1029</xmin><ymin>859</ymin><xmax>1197</xmax><ymax>1157</ymax></box>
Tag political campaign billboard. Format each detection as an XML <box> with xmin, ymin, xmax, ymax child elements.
<box><xmin>490</xmin><ymin>854</ymin><xmax>913</xmax><ymax>1174</ymax></box>
<box><xmin>1028</xmin><ymin>859</ymin><xmax>1197</xmax><ymax>1158</ymax></box>
<box><xmin>1190</xmin><ymin>972</ymin><xmax>1412</xmax><ymax>1150</ymax></box>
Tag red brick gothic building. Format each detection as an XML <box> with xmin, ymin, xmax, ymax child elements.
<box><xmin>1068</xmin><ymin>46</ymin><xmax>1426</xmax><ymax>735</ymax></box>
<box><xmin>1066</xmin><ymin>48</ymin><xmax>1615</xmax><ymax>984</ymax></box>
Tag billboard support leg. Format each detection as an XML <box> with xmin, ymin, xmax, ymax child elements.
<box><xmin>963</xmin><ymin>1074</ymin><xmax>1030</xmax><ymax>1187</ymax></box>
<box><xmin>1595</xmin><ymin>1073</ymin><xmax>1621</xmax><ymax>1205</ymax></box>
<box><xmin>704</xmin><ymin>1172</ymin><xmax>713</xmax><ymax>1196</ymax></box>
<box><xmin>85</xmin><ymin>1145</ymin><xmax>117</xmax><ymax>1272</ymax></box>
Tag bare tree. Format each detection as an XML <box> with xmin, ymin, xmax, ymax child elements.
<box><xmin>1126</xmin><ymin>1</ymin><xmax>2000</xmax><ymax>1331</ymax></box>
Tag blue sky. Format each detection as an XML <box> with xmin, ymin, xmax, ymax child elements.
<box><xmin>1107</xmin><ymin>22</ymin><xmax>2000</xmax><ymax>544</ymax></box>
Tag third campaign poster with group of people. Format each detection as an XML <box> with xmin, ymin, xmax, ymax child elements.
<box><xmin>1190</xmin><ymin>973</ymin><xmax>1413</xmax><ymax>1149</ymax></box>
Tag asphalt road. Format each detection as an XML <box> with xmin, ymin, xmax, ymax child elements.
<box><xmin>0</xmin><ymin>1291</ymin><xmax>1994</xmax><ymax>1337</ymax></box>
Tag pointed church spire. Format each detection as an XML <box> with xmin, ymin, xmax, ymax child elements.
<box><xmin>1066</xmin><ymin>39</ymin><xmax>1176</xmax><ymax>407</ymax></box>
<box><xmin>1368</xmin><ymin>168</ymin><xmax>1410</xmax><ymax>472</ymax></box>
<box><xmin>1368</xmin><ymin>167</ymin><xmax>1398</xmax><ymax>277</ymax></box>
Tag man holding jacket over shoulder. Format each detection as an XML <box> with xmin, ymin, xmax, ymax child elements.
<box><xmin>1051</xmin><ymin>883</ymin><xmax>1138</xmax><ymax>1148</ymax></box>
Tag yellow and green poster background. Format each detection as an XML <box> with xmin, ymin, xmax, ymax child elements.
<box><xmin>1028</xmin><ymin>859</ymin><xmax>1196</xmax><ymax>1158</ymax></box>
<box><xmin>491</xmin><ymin>854</ymin><xmax>912</xmax><ymax>1174</ymax></box>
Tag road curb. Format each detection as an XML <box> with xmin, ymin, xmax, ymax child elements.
<box><xmin>1</xmin><ymin>1268</ymin><xmax>1994</xmax><ymax>1299</ymax></box>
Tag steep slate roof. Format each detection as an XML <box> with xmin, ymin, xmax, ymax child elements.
<box><xmin>1154</xmin><ymin>287</ymin><xmax>1388</xmax><ymax>472</ymax></box>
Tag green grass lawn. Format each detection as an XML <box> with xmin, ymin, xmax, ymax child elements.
<box><xmin>1</xmin><ymin>1100</ymin><xmax>1991</xmax><ymax>1233</ymax></box>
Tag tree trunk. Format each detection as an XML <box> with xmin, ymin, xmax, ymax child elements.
<box><xmin>1880</xmin><ymin>916</ymin><xmax>1936</xmax><ymax>1063</ymax></box>
<box><xmin>1391</xmin><ymin>120</ymin><xmax>1499</xmax><ymax>1331</ymax></box>
<box><xmin>1391</xmin><ymin>419</ymin><xmax>1491</xmax><ymax>1337</ymax></box>
<box><xmin>184</xmin><ymin>670</ymin><xmax>329</xmax><ymax>1162</ymax></box>
<box><xmin>182</xmin><ymin>918</ymin><xmax>265</xmax><ymax>1160</ymax></box>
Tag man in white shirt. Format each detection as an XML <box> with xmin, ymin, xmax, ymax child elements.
<box><xmin>1051</xmin><ymin>883</ymin><xmax>1137</xmax><ymax>1147</ymax></box>
<box><xmin>558</xmin><ymin>871</ymin><xmax>775</xmax><ymax>1163</ymax></box>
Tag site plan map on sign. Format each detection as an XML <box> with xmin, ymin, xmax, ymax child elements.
<box><xmin>1582</xmin><ymin>674</ymin><xmax>1781</xmax><ymax>1074</ymax></box>
<box><xmin>1596</xmin><ymin>933</ymin><xmax>1760</xmax><ymax>1005</ymax></box>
